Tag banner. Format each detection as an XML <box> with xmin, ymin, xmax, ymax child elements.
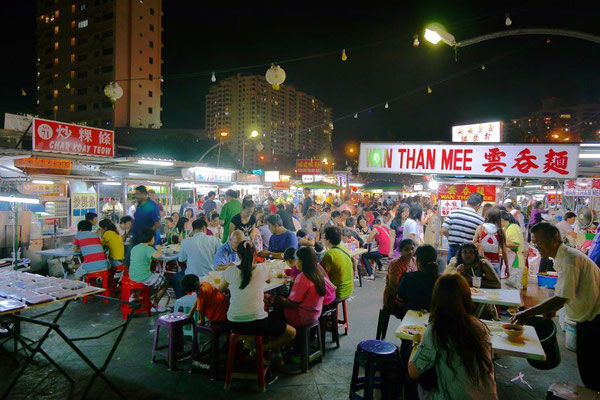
<box><xmin>438</xmin><ymin>184</ymin><xmax>496</xmax><ymax>202</ymax></box>
<box><xmin>564</xmin><ymin>178</ymin><xmax>600</xmax><ymax>196</ymax></box>
<box><xmin>33</xmin><ymin>118</ymin><xmax>114</xmax><ymax>157</ymax></box>
<box><xmin>23</xmin><ymin>183</ymin><xmax>66</xmax><ymax>197</ymax></box>
<box><xmin>452</xmin><ymin>121</ymin><xmax>502</xmax><ymax>143</ymax></box>
<box><xmin>296</xmin><ymin>159</ymin><xmax>322</xmax><ymax>174</ymax></box>
<box><xmin>359</xmin><ymin>143</ymin><xmax>579</xmax><ymax>179</ymax></box>
<box><xmin>439</xmin><ymin>200</ymin><xmax>462</xmax><ymax>217</ymax></box>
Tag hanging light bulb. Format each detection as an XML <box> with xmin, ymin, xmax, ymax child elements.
<box><xmin>65</xmin><ymin>82</ymin><xmax>71</xmax><ymax>89</ymax></box>
<box><xmin>413</xmin><ymin>35</ymin><xmax>420</xmax><ymax>47</ymax></box>
<box><xmin>481</xmin><ymin>65</ymin><xmax>486</xmax><ymax>70</ymax></box>
<box><xmin>384</xmin><ymin>102</ymin><xmax>389</xmax><ymax>109</ymax></box>
<box><xmin>210</xmin><ymin>72</ymin><xmax>216</xmax><ymax>82</ymax></box>
<box><xmin>505</xmin><ymin>13</ymin><xmax>512</xmax><ymax>26</ymax></box>
<box><xmin>354</xmin><ymin>113</ymin><xmax>358</xmax><ymax>119</ymax></box>
<box><xmin>20</xmin><ymin>88</ymin><xmax>26</xmax><ymax>97</ymax></box>
<box><xmin>427</xmin><ymin>86</ymin><xmax>432</xmax><ymax>94</ymax></box>
<box><xmin>341</xmin><ymin>49</ymin><xmax>347</xmax><ymax>61</ymax></box>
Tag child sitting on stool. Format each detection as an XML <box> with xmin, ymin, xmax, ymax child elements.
<box><xmin>180</xmin><ymin>274</ymin><xmax>229</xmax><ymax>325</ymax></box>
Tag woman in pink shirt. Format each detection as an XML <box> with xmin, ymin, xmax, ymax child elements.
<box><xmin>279</xmin><ymin>247</ymin><xmax>326</xmax><ymax>328</ymax></box>
<box><xmin>361</xmin><ymin>219</ymin><xmax>391</xmax><ymax>280</ymax></box>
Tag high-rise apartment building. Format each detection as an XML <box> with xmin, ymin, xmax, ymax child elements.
<box><xmin>35</xmin><ymin>0</ymin><xmax>162</xmax><ymax>129</ymax></box>
<box><xmin>506</xmin><ymin>98</ymin><xmax>600</xmax><ymax>143</ymax></box>
<box><xmin>205</xmin><ymin>73</ymin><xmax>333</xmax><ymax>169</ymax></box>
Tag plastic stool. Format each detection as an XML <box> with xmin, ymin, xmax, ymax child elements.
<box><xmin>192</xmin><ymin>321</ymin><xmax>229</xmax><ymax>380</ymax></box>
<box><xmin>174</xmin><ymin>294</ymin><xmax>198</xmax><ymax>338</ymax></box>
<box><xmin>350</xmin><ymin>340</ymin><xmax>399</xmax><ymax>400</ymax></box>
<box><xmin>83</xmin><ymin>270</ymin><xmax>113</xmax><ymax>304</ymax></box>
<box><xmin>547</xmin><ymin>382</ymin><xmax>599</xmax><ymax>400</ymax></box>
<box><xmin>375</xmin><ymin>307</ymin><xmax>390</xmax><ymax>340</ymax></box>
<box><xmin>151</xmin><ymin>312</ymin><xmax>198</xmax><ymax>370</ymax></box>
<box><xmin>297</xmin><ymin>320</ymin><xmax>323</xmax><ymax>372</ymax></box>
<box><xmin>119</xmin><ymin>276</ymin><xmax>151</xmax><ymax>319</ymax></box>
<box><xmin>224</xmin><ymin>333</ymin><xmax>268</xmax><ymax>392</ymax></box>
<box><xmin>336</xmin><ymin>297</ymin><xmax>350</xmax><ymax>335</ymax></box>
<box><xmin>319</xmin><ymin>307</ymin><xmax>339</xmax><ymax>353</ymax></box>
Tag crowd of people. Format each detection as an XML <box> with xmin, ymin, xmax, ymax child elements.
<box><xmin>69</xmin><ymin>185</ymin><xmax>600</xmax><ymax>397</ymax></box>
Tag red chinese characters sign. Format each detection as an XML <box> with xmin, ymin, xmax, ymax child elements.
<box><xmin>33</xmin><ymin>118</ymin><xmax>114</xmax><ymax>157</ymax></box>
<box><xmin>438</xmin><ymin>184</ymin><xmax>496</xmax><ymax>202</ymax></box>
<box><xmin>358</xmin><ymin>143</ymin><xmax>579</xmax><ymax>179</ymax></box>
<box><xmin>439</xmin><ymin>200</ymin><xmax>462</xmax><ymax>217</ymax></box>
<box><xmin>296</xmin><ymin>159</ymin><xmax>322</xmax><ymax>175</ymax></box>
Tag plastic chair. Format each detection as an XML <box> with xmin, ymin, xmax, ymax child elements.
<box><xmin>375</xmin><ymin>307</ymin><xmax>390</xmax><ymax>340</ymax></box>
<box><xmin>336</xmin><ymin>297</ymin><xmax>350</xmax><ymax>335</ymax></box>
<box><xmin>224</xmin><ymin>333</ymin><xmax>268</xmax><ymax>392</ymax></box>
<box><xmin>174</xmin><ymin>294</ymin><xmax>198</xmax><ymax>339</ymax></box>
<box><xmin>349</xmin><ymin>340</ymin><xmax>399</xmax><ymax>400</ymax></box>
<box><xmin>151</xmin><ymin>312</ymin><xmax>198</xmax><ymax>370</ymax></box>
<box><xmin>119</xmin><ymin>276</ymin><xmax>151</xmax><ymax>319</ymax></box>
<box><xmin>83</xmin><ymin>270</ymin><xmax>113</xmax><ymax>304</ymax></box>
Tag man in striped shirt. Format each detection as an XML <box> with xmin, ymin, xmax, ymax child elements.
<box><xmin>73</xmin><ymin>220</ymin><xmax>110</xmax><ymax>278</ymax></box>
<box><xmin>441</xmin><ymin>193</ymin><xmax>484</xmax><ymax>263</ymax></box>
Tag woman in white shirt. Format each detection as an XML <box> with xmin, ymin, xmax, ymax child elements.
<box><xmin>403</xmin><ymin>203</ymin><xmax>424</xmax><ymax>245</ymax></box>
<box><xmin>222</xmin><ymin>240</ymin><xmax>296</xmax><ymax>362</ymax></box>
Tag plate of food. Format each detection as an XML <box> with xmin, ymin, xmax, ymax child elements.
<box><xmin>402</xmin><ymin>325</ymin><xmax>426</xmax><ymax>336</ymax></box>
<box><xmin>470</xmin><ymin>288</ymin><xmax>483</xmax><ymax>295</ymax></box>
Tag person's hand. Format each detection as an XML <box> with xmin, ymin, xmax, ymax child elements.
<box><xmin>412</xmin><ymin>332</ymin><xmax>422</xmax><ymax>345</ymax></box>
<box><xmin>456</xmin><ymin>264</ymin><xmax>465</xmax><ymax>273</ymax></box>
<box><xmin>155</xmin><ymin>245</ymin><xmax>162</xmax><ymax>251</ymax></box>
<box><xmin>510</xmin><ymin>310</ymin><xmax>530</xmax><ymax>325</ymax></box>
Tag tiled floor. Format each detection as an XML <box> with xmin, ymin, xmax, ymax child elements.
<box><xmin>0</xmin><ymin>273</ymin><xmax>583</xmax><ymax>399</ymax></box>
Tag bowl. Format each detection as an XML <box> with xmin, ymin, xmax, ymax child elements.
<box><xmin>502</xmin><ymin>324</ymin><xmax>524</xmax><ymax>341</ymax></box>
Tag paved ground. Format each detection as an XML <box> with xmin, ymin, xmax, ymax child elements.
<box><xmin>0</xmin><ymin>273</ymin><xmax>582</xmax><ymax>400</ymax></box>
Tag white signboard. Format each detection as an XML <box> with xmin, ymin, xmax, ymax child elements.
<box><xmin>564</xmin><ymin>178</ymin><xmax>600</xmax><ymax>196</ymax></box>
<box><xmin>359</xmin><ymin>143</ymin><xmax>579</xmax><ymax>179</ymax></box>
<box><xmin>413</xmin><ymin>184</ymin><xmax>424</xmax><ymax>191</ymax></box>
<box><xmin>439</xmin><ymin>200</ymin><xmax>462</xmax><ymax>217</ymax></box>
<box><xmin>452</xmin><ymin>121</ymin><xmax>502</xmax><ymax>143</ymax></box>
<box><xmin>264</xmin><ymin>171</ymin><xmax>280</xmax><ymax>183</ymax></box>
<box><xmin>302</xmin><ymin>175</ymin><xmax>314</xmax><ymax>183</ymax></box>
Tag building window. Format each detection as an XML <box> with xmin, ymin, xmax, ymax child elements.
<box><xmin>79</xmin><ymin>3</ymin><xmax>86</xmax><ymax>11</ymax></box>
<box><xmin>54</xmin><ymin>10</ymin><xmax>59</xmax><ymax>18</ymax></box>
<box><xmin>77</xmin><ymin>88</ymin><xmax>87</xmax><ymax>95</ymax></box>
<box><xmin>140</xmin><ymin>15</ymin><xmax>143</xmax><ymax>20</ymax></box>
<box><xmin>150</xmin><ymin>7</ymin><xmax>154</xmax><ymax>15</ymax></box>
<box><xmin>102</xmin><ymin>100</ymin><xmax>111</xmax><ymax>108</ymax></box>
<box><xmin>149</xmin><ymin>40</ymin><xmax>154</xmax><ymax>48</ymax></box>
<box><xmin>93</xmin><ymin>103</ymin><xmax>99</xmax><ymax>109</ymax></box>
<box><xmin>76</xmin><ymin>104</ymin><xmax>87</xmax><ymax>111</ymax></box>
<box><xmin>139</xmin><ymin>67</ymin><xmax>142</xmax><ymax>71</ymax></box>
<box><xmin>70</xmin><ymin>104</ymin><xmax>75</xmax><ymax>111</ymax></box>
<box><xmin>77</xmin><ymin>71</ymin><xmax>87</xmax><ymax>78</ymax></box>
<box><xmin>103</xmin><ymin>12</ymin><xmax>113</xmax><ymax>20</ymax></box>
<box><xmin>70</xmin><ymin>70</ymin><xmax>75</xmax><ymax>79</ymax></box>
<box><xmin>71</xmin><ymin>4</ymin><xmax>75</xmax><ymax>12</ymax></box>
<box><xmin>148</xmin><ymin>107</ymin><xmax>153</xmax><ymax>114</ymax></box>
<box><xmin>71</xmin><ymin>20</ymin><xmax>75</xmax><ymax>28</ymax></box>
<box><xmin>149</xmin><ymin>57</ymin><xmax>153</xmax><ymax>64</ymax></box>
<box><xmin>102</xmin><ymin>30</ymin><xmax>113</xmax><ymax>38</ymax></box>
<box><xmin>53</xmin><ymin>105</ymin><xmax>59</xmax><ymax>112</ymax></box>
<box><xmin>102</xmin><ymin>47</ymin><xmax>112</xmax><ymax>55</ymax></box>
<box><xmin>54</xmin><ymin>57</ymin><xmax>59</xmax><ymax>65</ymax></box>
<box><xmin>101</xmin><ymin>65</ymin><xmax>112</xmax><ymax>73</ymax></box>
<box><xmin>45</xmin><ymin>93</ymin><xmax>53</xmax><ymax>100</ymax></box>
<box><xmin>138</xmin><ymin>101</ymin><xmax>142</xmax><ymax>105</ymax></box>
<box><xmin>77</xmin><ymin>19</ymin><xmax>88</xmax><ymax>28</ymax></box>
<box><xmin>139</xmin><ymin>50</ymin><xmax>142</xmax><ymax>54</ymax></box>
<box><xmin>148</xmin><ymin>90</ymin><xmax>153</xmax><ymax>98</ymax></box>
<box><xmin>149</xmin><ymin>74</ymin><xmax>153</xmax><ymax>81</ymax></box>
<box><xmin>71</xmin><ymin>37</ymin><xmax>75</xmax><ymax>46</ymax></box>
<box><xmin>54</xmin><ymin>26</ymin><xmax>59</xmax><ymax>35</ymax></box>
<box><xmin>53</xmin><ymin>73</ymin><xmax>59</xmax><ymax>78</ymax></box>
<box><xmin>77</xmin><ymin>53</ymin><xmax>87</xmax><ymax>61</ymax></box>
<box><xmin>149</xmin><ymin>24</ymin><xmax>154</xmax><ymax>31</ymax></box>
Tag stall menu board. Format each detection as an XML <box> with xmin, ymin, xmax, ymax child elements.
<box><xmin>33</xmin><ymin>118</ymin><xmax>114</xmax><ymax>157</ymax></box>
<box><xmin>547</xmin><ymin>194</ymin><xmax>563</xmax><ymax>205</ymax></box>
<box><xmin>359</xmin><ymin>143</ymin><xmax>579</xmax><ymax>179</ymax></box>
<box><xmin>71</xmin><ymin>193</ymin><xmax>97</xmax><ymax>224</ymax></box>
<box><xmin>564</xmin><ymin>178</ymin><xmax>600</xmax><ymax>196</ymax></box>
<box><xmin>438</xmin><ymin>184</ymin><xmax>496</xmax><ymax>202</ymax></box>
<box><xmin>296</xmin><ymin>159</ymin><xmax>322</xmax><ymax>175</ymax></box>
<box><xmin>452</xmin><ymin>121</ymin><xmax>502</xmax><ymax>143</ymax></box>
<box><xmin>439</xmin><ymin>200</ymin><xmax>462</xmax><ymax>217</ymax></box>
<box><xmin>23</xmin><ymin>183</ymin><xmax>66</xmax><ymax>197</ymax></box>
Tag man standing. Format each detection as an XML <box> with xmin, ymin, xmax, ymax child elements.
<box><xmin>301</xmin><ymin>188</ymin><xmax>313</xmax><ymax>217</ymax></box>
<box><xmin>441</xmin><ymin>193</ymin><xmax>484</xmax><ymax>263</ymax></box>
<box><xmin>131</xmin><ymin>185</ymin><xmax>161</xmax><ymax>246</ymax></box>
<box><xmin>179</xmin><ymin>197</ymin><xmax>195</xmax><ymax>218</ymax></box>
<box><xmin>203</xmin><ymin>191</ymin><xmax>217</xmax><ymax>216</ymax></box>
<box><xmin>219</xmin><ymin>189</ymin><xmax>242</xmax><ymax>244</ymax></box>
<box><xmin>512</xmin><ymin>223</ymin><xmax>600</xmax><ymax>391</ymax></box>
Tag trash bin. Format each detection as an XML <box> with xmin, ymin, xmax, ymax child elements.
<box><xmin>526</xmin><ymin>316</ymin><xmax>561</xmax><ymax>370</ymax></box>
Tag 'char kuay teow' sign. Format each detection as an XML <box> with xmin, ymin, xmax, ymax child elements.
<box><xmin>358</xmin><ymin>143</ymin><xmax>579</xmax><ymax>179</ymax></box>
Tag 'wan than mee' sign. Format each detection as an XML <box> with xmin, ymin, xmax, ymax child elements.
<box><xmin>358</xmin><ymin>143</ymin><xmax>579</xmax><ymax>179</ymax></box>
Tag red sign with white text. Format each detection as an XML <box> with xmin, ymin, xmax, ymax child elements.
<box><xmin>438</xmin><ymin>184</ymin><xmax>496</xmax><ymax>202</ymax></box>
<box><xmin>296</xmin><ymin>159</ymin><xmax>322</xmax><ymax>174</ymax></box>
<box><xmin>547</xmin><ymin>194</ymin><xmax>563</xmax><ymax>205</ymax></box>
<box><xmin>359</xmin><ymin>143</ymin><xmax>579</xmax><ymax>179</ymax></box>
<box><xmin>33</xmin><ymin>118</ymin><xmax>115</xmax><ymax>157</ymax></box>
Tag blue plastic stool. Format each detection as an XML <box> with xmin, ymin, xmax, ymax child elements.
<box><xmin>349</xmin><ymin>340</ymin><xmax>399</xmax><ymax>400</ymax></box>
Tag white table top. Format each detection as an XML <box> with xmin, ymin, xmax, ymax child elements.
<box><xmin>201</xmin><ymin>271</ymin><xmax>285</xmax><ymax>292</ymax></box>
<box><xmin>36</xmin><ymin>248</ymin><xmax>79</xmax><ymax>258</ymax></box>
<box><xmin>470</xmin><ymin>288</ymin><xmax>522</xmax><ymax>308</ymax></box>
<box><xmin>395</xmin><ymin>310</ymin><xmax>546</xmax><ymax>361</ymax></box>
<box><xmin>350</xmin><ymin>248</ymin><xmax>368</xmax><ymax>257</ymax></box>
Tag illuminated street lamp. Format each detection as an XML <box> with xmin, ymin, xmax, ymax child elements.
<box><xmin>217</xmin><ymin>131</ymin><xmax>229</xmax><ymax>166</ymax></box>
<box><xmin>424</xmin><ymin>24</ymin><xmax>456</xmax><ymax>46</ymax></box>
<box><xmin>251</xmin><ymin>130</ymin><xmax>259</xmax><ymax>138</ymax></box>
<box><xmin>242</xmin><ymin>130</ymin><xmax>260</xmax><ymax>169</ymax></box>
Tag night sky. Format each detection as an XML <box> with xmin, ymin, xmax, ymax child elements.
<box><xmin>3</xmin><ymin>1</ymin><xmax>600</xmax><ymax>160</ymax></box>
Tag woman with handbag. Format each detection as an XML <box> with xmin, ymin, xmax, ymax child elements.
<box><xmin>472</xmin><ymin>207</ymin><xmax>509</xmax><ymax>278</ymax></box>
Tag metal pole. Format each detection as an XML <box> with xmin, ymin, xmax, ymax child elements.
<box><xmin>217</xmin><ymin>139</ymin><xmax>222</xmax><ymax>167</ymax></box>
<box><xmin>242</xmin><ymin>141</ymin><xmax>245</xmax><ymax>170</ymax></box>
<box><xmin>456</xmin><ymin>28</ymin><xmax>600</xmax><ymax>48</ymax></box>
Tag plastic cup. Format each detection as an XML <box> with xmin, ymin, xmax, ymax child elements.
<box><xmin>472</xmin><ymin>276</ymin><xmax>482</xmax><ymax>288</ymax></box>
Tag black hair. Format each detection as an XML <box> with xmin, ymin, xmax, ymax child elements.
<box><xmin>170</xmin><ymin>212</ymin><xmax>179</xmax><ymax>218</ymax></box>
<box><xmin>77</xmin><ymin>220</ymin><xmax>92</xmax><ymax>232</ymax></box>
<box><xmin>242</xmin><ymin>199</ymin><xmax>255</xmax><ymax>210</ymax></box>
<box><xmin>398</xmin><ymin>238</ymin><xmax>415</xmax><ymax>251</ymax></box>
<box><xmin>187</xmin><ymin>197</ymin><xmax>194</xmax><ymax>203</ymax></box>
<box><xmin>331</xmin><ymin>211</ymin><xmax>341</xmax><ymax>219</ymax></box>
<box><xmin>99</xmin><ymin>219</ymin><xmax>118</xmax><ymax>234</ymax></box>
<box><xmin>266</xmin><ymin>214</ymin><xmax>283</xmax><ymax>226</ymax></box>
<box><xmin>208</xmin><ymin>191</ymin><xmax>216</xmax><ymax>198</ymax></box>
<box><xmin>226</xmin><ymin>189</ymin><xmax>238</xmax><ymax>199</ymax></box>
<box><xmin>341</xmin><ymin>210</ymin><xmax>351</xmax><ymax>217</ymax></box>
<box><xmin>564</xmin><ymin>211</ymin><xmax>577</xmax><ymax>220</ymax></box>
<box><xmin>276</xmin><ymin>203</ymin><xmax>285</xmax><ymax>211</ymax></box>
<box><xmin>176</xmin><ymin>217</ymin><xmax>188</xmax><ymax>233</ymax></box>
<box><xmin>296</xmin><ymin>229</ymin><xmax>308</xmax><ymax>238</ymax></box>
<box><xmin>534</xmin><ymin>201</ymin><xmax>543</xmax><ymax>209</ymax></box>
<box><xmin>191</xmin><ymin>218</ymin><xmax>207</xmax><ymax>231</ymax></box>
<box><xmin>184</xmin><ymin>208</ymin><xmax>194</xmax><ymax>218</ymax></box>
<box><xmin>345</xmin><ymin>217</ymin><xmax>356</xmax><ymax>228</ymax></box>
<box><xmin>165</xmin><ymin>217</ymin><xmax>173</xmax><ymax>224</ymax></box>
<box><xmin>306</xmin><ymin>208</ymin><xmax>317</xmax><ymax>219</ymax></box>
<box><xmin>456</xmin><ymin>243</ymin><xmax>480</xmax><ymax>266</ymax></box>
<box><xmin>324</xmin><ymin>226</ymin><xmax>342</xmax><ymax>245</ymax></box>
<box><xmin>283</xmin><ymin>247</ymin><xmax>296</xmax><ymax>261</ymax></box>
<box><xmin>210</xmin><ymin>211</ymin><xmax>220</xmax><ymax>220</ymax></box>
<box><xmin>373</xmin><ymin>219</ymin><xmax>382</xmax><ymax>225</ymax></box>
<box><xmin>120</xmin><ymin>215</ymin><xmax>133</xmax><ymax>224</ymax></box>
<box><xmin>135</xmin><ymin>185</ymin><xmax>148</xmax><ymax>194</ymax></box>
<box><xmin>236</xmin><ymin>241</ymin><xmax>255</xmax><ymax>290</ymax></box>
<box><xmin>500</xmin><ymin>210</ymin><xmax>518</xmax><ymax>224</ymax></box>
<box><xmin>466</xmin><ymin>193</ymin><xmax>483</xmax><ymax>207</ymax></box>
<box><xmin>296</xmin><ymin>247</ymin><xmax>326</xmax><ymax>296</ymax></box>
<box><xmin>415</xmin><ymin>244</ymin><xmax>439</xmax><ymax>283</ymax></box>
<box><xmin>85</xmin><ymin>212</ymin><xmax>98</xmax><ymax>222</ymax></box>
<box><xmin>314</xmin><ymin>241</ymin><xmax>324</xmax><ymax>253</ymax></box>
<box><xmin>530</xmin><ymin>222</ymin><xmax>560</xmax><ymax>242</ymax></box>
<box><xmin>139</xmin><ymin>227</ymin><xmax>155</xmax><ymax>243</ymax></box>
<box><xmin>181</xmin><ymin>274</ymin><xmax>200</xmax><ymax>293</ymax></box>
<box><xmin>408</xmin><ymin>203</ymin><xmax>423</xmax><ymax>221</ymax></box>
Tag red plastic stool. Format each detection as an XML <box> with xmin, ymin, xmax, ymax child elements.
<box><xmin>336</xmin><ymin>297</ymin><xmax>350</xmax><ymax>335</ymax></box>
<box><xmin>224</xmin><ymin>333</ymin><xmax>268</xmax><ymax>392</ymax></box>
<box><xmin>119</xmin><ymin>276</ymin><xmax>151</xmax><ymax>319</ymax></box>
<box><xmin>83</xmin><ymin>270</ymin><xmax>113</xmax><ymax>304</ymax></box>
<box><xmin>112</xmin><ymin>264</ymin><xmax>128</xmax><ymax>294</ymax></box>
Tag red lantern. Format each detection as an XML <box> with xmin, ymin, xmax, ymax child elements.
<box><xmin>352</xmin><ymin>187</ymin><xmax>357</xmax><ymax>192</ymax></box>
<box><xmin>335</xmin><ymin>189</ymin><xmax>340</xmax><ymax>193</ymax></box>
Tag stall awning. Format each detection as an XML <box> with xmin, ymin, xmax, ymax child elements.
<box><xmin>361</xmin><ymin>181</ymin><xmax>406</xmax><ymax>191</ymax></box>
<box><xmin>296</xmin><ymin>181</ymin><xmax>342</xmax><ymax>190</ymax></box>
